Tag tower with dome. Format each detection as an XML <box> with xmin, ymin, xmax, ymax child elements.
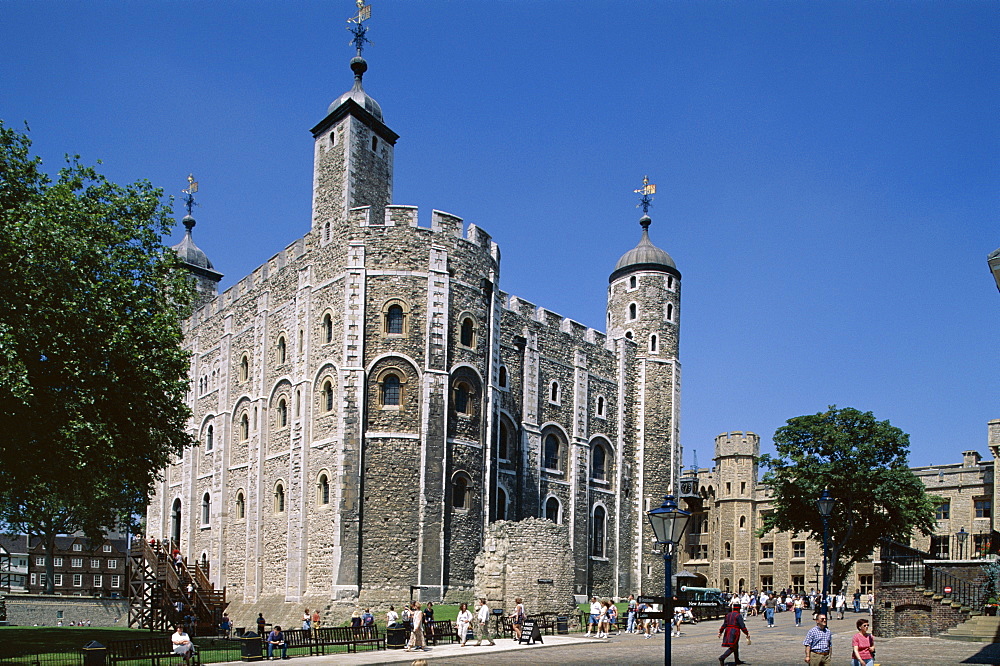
<box><xmin>148</xmin><ymin>5</ymin><xmax>683</xmax><ymax>625</ymax></box>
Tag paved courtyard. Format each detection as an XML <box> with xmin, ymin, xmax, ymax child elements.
<box><xmin>219</xmin><ymin>611</ymin><xmax>1000</xmax><ymax>665</ymax></box>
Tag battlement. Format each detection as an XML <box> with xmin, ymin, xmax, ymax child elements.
<box><xmin>347</xmin><ymin>204</ymin><xmax>500</xmax><ymax>261</ymax></box>
<box><xmin>715</xmin><ymin>431</ymin><xmax>760</xmax><ymax>458</ymax></box>
<box><xmin>501</xmin><ymin>293</ymin><xmax>609</xmax><ymax>350</ymax></box>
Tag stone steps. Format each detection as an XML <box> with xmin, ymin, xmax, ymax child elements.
<box><xmin>941</xmin><ymin>615</ymin><xmax>1000</xmax><ymax>642</ymax></box>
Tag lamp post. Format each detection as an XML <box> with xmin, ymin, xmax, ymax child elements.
<box><xmin>647</xmin><ymin>495</ymin><xmax>691</xmax><ymax>666</ymax></box>
<box><xmin>956</xmin><ymin>527</ymin><xmax>968</xmax><ymax>560</ymax></box>
<box><xmin>816</xmin><ymin>488</ymin><xmax>836</xmax><ymax>617</ymax></box>
<box><xmin>813</xmin><ymin>563</ymin><xmax>821</xmax><ymax>591</ymax></box>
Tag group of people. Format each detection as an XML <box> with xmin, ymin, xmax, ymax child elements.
<box><xmin>390</xmin><ymin>598</ymin><xmax>498</xmax><ymax>651</ymax></box>
<box><xmin>717</xmin><ymin>602</ymin><xmax>876</xmax><ymax>666</ymax></box>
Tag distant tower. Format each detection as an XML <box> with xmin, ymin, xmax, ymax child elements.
<box><xmin>171</xmin><ymin>174</ymin><xmax>222</xmax><ymax>306</ymax></box>
<box><xmin>310</xmin><ymin>2</ymin><xmax>397</xmax><ymax>232</ymax></box>
<box><xmin>607</xmin><ymin>177</ymin><xmax>683</xmax><ymax>593</ymax></box>
<box><xmin>714</xmin><ymin>431</ymin><xmax>760</xmax><ymax>593</ymax></box>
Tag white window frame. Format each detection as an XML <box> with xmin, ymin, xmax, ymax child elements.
<box><xmin>71</xmin><ymin>557</ymin><xmax>83</xmax><ymax>568</ymax></box>
<box><xmin>111</xmin><ymin>575</ymin><xmax>121</xmax><ymax>588</ymax></box>
<box><xmin>73</xmin><ymin>573</ymin><xmax>82</xmax><ymax>587</ymax></box>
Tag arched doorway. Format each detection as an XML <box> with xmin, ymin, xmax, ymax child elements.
<box><xmin>171</xmin><ymin>498</ymin><xmax>182</xmax><ymax>547</ymax></box>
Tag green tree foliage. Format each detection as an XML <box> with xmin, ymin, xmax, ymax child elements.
<box><xmin>0</xmin><ymin>122</ymin><xmax>194</xmax><ymax>590</ymax></box>
<box><xmin>758</xmin><ymin>406</ymin><xmax>938</xmax><ymax>593</ymax></box>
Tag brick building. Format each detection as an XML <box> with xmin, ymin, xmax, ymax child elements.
<box><xmin>0</xmin><ymin>536</ymin><xmax>128</xmax><ymax>598</ymax></box>
<box><xmin>676</xmin><ymin>427</ymin><xmax>999</xmax><ymax>596</ymax></box>
<box><xmin>147</xmin><ymin>41</ymin><xmax>682</xmax><ymax>620</ymax></box>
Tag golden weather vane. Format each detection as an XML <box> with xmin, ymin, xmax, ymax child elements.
<box><xmin>347</xmin><ymin>1</ymin><xmax>373</xmax><ymax>56</ymax></box>
<box><xmin>634</xmin><ymin>175</ymin><xmax>656</xmax><ymax>215</ymax></box>
<box><xmin>182</xmin><ymin>174</ymin><xmax>199</xmax><ymax>217</ymax></box>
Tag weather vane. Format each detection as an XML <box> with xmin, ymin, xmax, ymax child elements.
<box><xmin>182</xmin><ymin>174</ymin><xmax>199</xmax><ymax>217</ymax></box>
<box><xmin>634</xmin><ymin>175</ymin><xmax>656</xmax><ymax>215</ymax></box>
<box><xmin>347</xmin><ymin>0</ymin><xmax>373</xmax><ymax>56</ymax></box>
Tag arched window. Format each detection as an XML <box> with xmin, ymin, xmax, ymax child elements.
<box><xmin>239</xmin><ymin>414</ymin><xmax>249</xmax><ymax>441</ymax></box>
<box><xmin>543</xmin><ymin>433</ymin><xmax>562</xmax><ymax>471</ymax></box>
<box><xmin>201</xmin><ymin>492</ymin><xmax>211</xmax><ymax>526</ymax></box>
<box><xmin>549</xmin><ymin>381</ymin><xmax>559</xmax><ymax>403</ymax></box>
<box><xmin>453</xmin><ymin>381</ymin><xmax>472</xmax><ymax>415</ymax></box>
<box><xmin>498</xmin><ymin>421</ymin><xmax>510</xmax><ymax>460</ymax></box>
<box><xmin>274</xmin><ymin>483</ymin><xmax>285</xmax><ymax>514</ymax></box>
<box><xmin>277</xmin><ymin>336</ymin><xmax>286</xmax><ymax>365</ymax></box>
<box><xmin>498</xmin><ymin>366</ymin><xmax>508</xmax><ymax>388</ymax></box>
<box><xmin>322</xmin><ymin>381</ymin><xmax>334</xmax><ymax>413</ymax></box>
<box><xmin>545</xmin><ymin>496</ymin><xmax>561</xmax><ymax>523</ymax></box>
<box><xmin>629</xmin><ymin>303</ymin><xmax>637</xmax><ymax>320</ymax></box>
<box><xmin>277</xmin><ymin>398</ymin><xmax>288</xmax><ymax>427</ymax></box>
<box><xmin>385</xmin><ymin>305</ymin><xmax>404</xmax><ymax>335</ymax></box>
<box><xmin>205</xmin><ymin>425</ymin><xmax>213</xmax><ymax>451</ymax></box>
<box><xmin>318</xmin><ymin>474</ymin><xmax>330</xmax><ymax>505</ymax></box>
<box><xmin>460</xmin><ymin>317</ymin><xmax>475</xmax><ymax>347</ymax></box>
<box><xmin>667</xmin><ymin>275</ymin><xmax>674</xmax><ymax>289</ymax></box>
<box><xmin>725</xmin><ymin>542</ymin><xmax>732</xmax><ymax>559</ymax></box>
<box><xmin>235</xmin><ymin>491</ymin><xmax>245</xmax><ymax>520</ymax></box>
<box><xmin>739</xmin><ymin>515</ymin><xmax>746</xmax><ymax>529</ymax></box>
<box><xmin>323</xmin><ymin>221</ymin><xmax>330</xmax><ymax>243</ymax></box>
<box><xmin>322</xmin><ymin>313</ymin><xmax>333</xmax><ymax>344</ymax></box>
<box><xmin>723</xmin><ymin>578</ymin><xmax>731</xmax><ymax>593</ymax></box>
<box><xmin>239</xmin><ymin>355</ymin><xmax>249</xmax><ymax>382</ymax></box>
<box><xmin>739</xmin><ymin>578</ymin><xmax>746</xmax><ymax>593</ymax></box>
<box><xmin>496</xmin><ymin>487</ymin><xmax>508</xmax><ymax>520</ymax></box>
<box><xmin>381</xmin><ymin>374</ymin><xmax>401</xmax><ymax>406</ymax></box>
<box><xmin>452</xmin><ymin>474</ymin><xmax>470</xmax><ymax>510</ymax></box>
<box><xmin>629</xmin><ymin>275</ymin><xmax>637</xmax><ymax>289</ymax></box>
<box><xmin>592</xmin><ymin>506</ymin><xmax>606</xmax><ymax>557</ymax></box>
<box><xmin>371</xmin><ymin>135</ymin><xmax>378</xmax><ymax>151</ymax></box>
<box><xmin>592</xmin><ymin>444</ymin><xmax>607</xmax><ymax>481</ymax></box>
<box><xmin>667</xmin><ymin>302</ymin><xmax>674</xmax><ymax>322</ymax></box>
<box><xmin>650</xmin><ymin>334</ymin><xmax>658</xmax><ymax>353</ymax></box>
<box><xmin>597</xmin><ymin>396</ymin><xmax>605</xmax><ymax>418</ymax></box>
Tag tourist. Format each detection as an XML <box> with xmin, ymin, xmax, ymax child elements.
<box><xmin>803</xmin><ymin>614</ymin><xmax>833</xmax><ymax>665</ymax></box>
<box><xmin>853</xmin><ymin>589</ymin><xmax>862</xmax><ymax>614</ymax></box>
<box><xmin>851</xmin><ymin>617</ymin><xmax>875</xmax><ymax>666</ymax></box>
<box><xmin>456</xmin><ymin>602</ymin><xmax>473</xmax><ymax>646</ymax></box>
<box><xmin>311</xmin><ymin>608</ymin><xmax>321</xmax><ymax>629</ymax></box>
<box><xmin>609</xmin><ymin>600</ymin><xmax>621</xmax><ymax>636</ymax></box>
<box><xmin>718</xmin><ymin>603</ymin><xmax>750</xmax><ymax>666</ymax></box>
<box><xmin>362</xmin><ymin>608</ymin><xmax>374</xmax><ymax>627</ymax></box>
<box><xmin>172</xmin><ymin>625</ymin><xmax>194</xmax><ymax>664</ymax></box>
<box><xmin>596</xmin><ymin>600</ymin><xmax>609</xmax><ymax>638</ymax></box>
<box><xmin>473</xmin><ymin>598</ymin><xmax>496</xmax><ymax>646</ymax></box>
<box><xmin>405</xmin><ymin>602</ymin><xmax>427</xmax><ymax>652</ymax></box>
<box><xmin>256</xmin><ymin>612</ymin><xmax>266</xmax><ymax>637</ymax></box>
<box><xmin>836</xmin><ymin>592</ymin><xmax>847</xmax><ymax>620</ymax></box>
<box><xmin>401</xmin><ymin>604</ymin><xmax>413</xmax><ymax>631</ymax></box>
<box><xmin>511</xmin><ymin>597</ymin><xmax>526</xmax><ymax>640</ymax></box>
<box><xmin>302</xmin><ymin>608</ymin><xmax>311</xmax><ymax>631</ymax></box>
<box><xmin>350</xmin><ymin>610</ymin><xmax>362</xmax><ymax>635</ymax></box>
<box><xmin>386</xmin><ymin>605</ymin><xmax>399</xmax><ymax>628</ymax></box>
<box><xmin>220</xmin><ymin>612</ymin><xmax>232</xmax><ymax>638</ymax></box>
<box><xmin>867</xmin><ymin>592</ymin><xmax>874</xmax><ymax>615</ymax></box>
<box><xmin>637</xmin><ymin>599</ymin><xmax>652</xmax><ymax>639</ymax></box>
<box><xmin>764</xmin><ymin>593</ymin><xmax>776</xmax><ymax>628</ymax></box>
<box><xmin>586</xmin><ymin>596</ymin><xmax>601</xmax><ymax>637</ymax></box>
<box><xmin>626</xmin><ymin>594</ymin><xmax>638</xmax><ymax>633</ymax></box>
<box><xmin>425</xmin><ymin>601</ymin><xmax>436</xmax><ymax>643</ymax></box>
<box><xmin>266</xmin><ymin>625</ymin><xmax>287</xmax><ymax>660</ymax></box>
<box><xmin>793</xmin><ymin>594</ymin><xmax>804</xmax><ymax>627</ymax></box>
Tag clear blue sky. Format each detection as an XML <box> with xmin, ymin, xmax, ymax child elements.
<box><xmin>3</xmin><ymin>1</ymin><xmax>997</xmax><ymax>469</ymax></box>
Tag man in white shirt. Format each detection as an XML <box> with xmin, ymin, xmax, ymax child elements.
<box><xmin>171</xmin><ymin>625</ymin><xmax>193</xmax><ymax>664</ymax></box>
<box><xmin>473</xmin><ymin>598</ymin><xmax>496</xmax><ymax>646</ymax></box>
<box><xmin>586</xmin><ymin>597</ymin><xmax>602</xmax><ymax>637</ymax></box>
<box><xmin>385</xmin><ymin>605</ymin><xmax>399</xmax><ymax>627</ymax></box>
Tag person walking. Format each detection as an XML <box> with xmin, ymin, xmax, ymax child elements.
<box><xmin>764</xmin><ymin>593</ymin><xmax>776</xmax><ymax>628</ymax></box>
<box><xmin>853</xmin><ymin>589</ymin><xmax>862</xmax><ymax>614</ymax></box>
<box><xmin>473</xmin><ymin>598</ymin><xmax>496</xmax><ymax>646</ymax></box>
<box><xmin>836</xmin><ymin>592</ymin><xmax>847</xmax><ymax>620</ymax></box>
<box><xmin>302</xmin><ymin>608</ymin><xmax>311</xmax><ymax>631</ymax></box>
<box><xmin>456</xmin><ymin>602</ymin><xmax>473</xmax><ymax>646</ymax></box>
<box><xmin>718</xmin><ymin>603</ymin><xmax>750</xmax><ymax>666</ymax></box>
<box><xmin>626</xmin><ymin>594</ymin><xmax>638</xmax><ymax>633</ymax></box>
<box><xmin>803</xmin><ymin>613</ymin><xmax>833</xmax><ymax>665</ymax></box>
<box><xmin>405</xmin><ymin>602</ymin><xmax>427</xmax><ymax>652</ymax></box>
<box><xmin>586</xmin><ymin>596</ymin><xmax>601</xmax><ymax>637</ymax></box>
<box><xmin>851</xmin><ymin>617</ymin><xmax>875</xmax><ymax>666</ymax></box>
<box><xmin>793</xmin><ymin>594</ymin><xmax>804</xmax><ymax>627</ymax></box>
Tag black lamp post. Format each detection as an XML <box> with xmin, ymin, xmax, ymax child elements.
<box><xmin>813</xmin><ymin>564</ymin><xmax>821</xmax><ymax>591</ymax></box>
<box><xmin>816</xmin><ymin>488</ymin><xmax>835</xmax><ymax>616</ymax></box>
<box><xmin>956</xmin><ymin>527</ymin><xmax>968</xmax><ymax>560</ymax></box>
<box><xmin>647</xmin><ymin>495</ymin><xmax>691</xmax><ymax>666</ymax></box>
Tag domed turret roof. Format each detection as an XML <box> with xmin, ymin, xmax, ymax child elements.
<box><xmin>172</xmin><ymin>215</ymin><xmax>215</xmax><ymax>270</ymax></box>
<box><xmin>613</xmin><ymin>215</ymin><xmax>676</xmax><ymax>275</ymax></box>
<box><xmin>327</xmin><ymin>57</ymin><xmax>383</xmax><ymax>122</ymax></box>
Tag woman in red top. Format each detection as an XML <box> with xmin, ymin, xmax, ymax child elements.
<box><xmin>719</xmin><ymin>603</ymin><xmax>751</xmax><ymax>666</ymax></box>
<box><xmin>851</xmin><ymin>617</ymin><xmax>875</xmax><ymax>666</ymax></box>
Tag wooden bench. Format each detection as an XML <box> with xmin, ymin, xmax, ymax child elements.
<box><xmin>495</xmin><ymin>615</ymin><xmax>514</xmax><ymax>638</ymax></box>
<box><xmin>425</xmin><ymin>619</ymin><xmax>459</xmax><ymax>645</ymax></box>
<box><xmin>281</xmin><ymin>628</ymin><xmax>316</xmax><ymax>656</ymax></box>
<box><xmin>530</xmin><ymin>613</ymin><xmax>558</xmax><ymax>636</ymax></box>
<box><xmin>107</xmin><ymin>636</ymin><xmax>200</xmax><ymax>665</ymax></box>
<box><xmin>311</xmin><ymin>625</ymin><xmax>383</xmax><ymax>654</ymax></box>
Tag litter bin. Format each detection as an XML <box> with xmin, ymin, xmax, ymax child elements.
<box><xmin>386</xmin><ymin>625</ymin><xmax>408</xmax><ymax>649</ymax></box>
<box><xmin>82</xmin><ymin>641</ymin><xmax>107</xmax><ymax>666</ymax></box>
<box><xmin>556</xmin><ymin>616</ymin><xmax>569</xmax><ymax>635</ymax></box>
<box><xmin>238</xmin><ymin>630</ymin><xmax>263</xmax><ymax>662</ymax></box>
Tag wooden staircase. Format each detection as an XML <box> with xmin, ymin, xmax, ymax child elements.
<box><xmin>128</xmin><ymin>539</ymin><xmax>228</xmax><ymax>634</ymax></box>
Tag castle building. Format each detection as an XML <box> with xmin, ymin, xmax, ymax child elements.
<box><xmin>147</xmin><ymin>42</ymin><xmax>683</xmax><ymax>615</ymax></box>
<box><xmin>677</xmin><ymin>427</ymin><xmax>1000</xmax><ymax>596</ymax></box>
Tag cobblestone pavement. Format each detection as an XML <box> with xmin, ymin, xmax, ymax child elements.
<box><xmin>218</xmin><ymin>613</ymin><xmax>1000</xmax><ymax>665</ymax></box>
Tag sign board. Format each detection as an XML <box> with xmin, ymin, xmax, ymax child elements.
<box><xmin>637</xmin><ymin>595</ymin><xmax>666</xmax><ymax>605</ymax></box>
<box><xmin>943</xmin><ymin>586</ymin><xmax>952</xmax><ymax>595</ymax></box>
<box><xmin>637</xmin><ymin>611</ymin><xmax>666</xmax><ymax>620</ymax></box>
<box><xmin>518</xmin><ymin>619</ymin><xmax>543</xmax><ymax>645</ymax></box>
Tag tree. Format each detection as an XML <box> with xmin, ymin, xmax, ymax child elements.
<box><xmin>0</xmin><ymin>122</ymin><xmax>194</xmax><ymax>592</ymax></box>
<box><xmin>758</xmin><ymin>406</ymin><xmax>938</xmax><ymax>595</ymax></box>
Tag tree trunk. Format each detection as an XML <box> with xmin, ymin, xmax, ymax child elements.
<box><xmin>44</xmin><ymin>532</ymin><xmax>55</xmax><ymax>595</ymax></box>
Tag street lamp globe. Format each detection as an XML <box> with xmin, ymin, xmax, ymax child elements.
<box><xmin>816</xmin><ymin>488</ymin><xmax>835</xmax><ymax>517</ymax></box>
<box><xmin>647</xmin><ymin>495</ymin><xmax>691</xmax><ymax>546</ymax></box>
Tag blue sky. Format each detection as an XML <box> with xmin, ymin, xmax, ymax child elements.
<box><xmin>3</xmin><ymin>1</ymin><xmax>997</xmax><ymax>469</ymax></box>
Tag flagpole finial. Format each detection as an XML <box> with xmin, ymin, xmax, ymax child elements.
<box><xmin>634</xmin><ymin>175</ymin><xmax>656</xmax><ymax>216</ymax></box>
